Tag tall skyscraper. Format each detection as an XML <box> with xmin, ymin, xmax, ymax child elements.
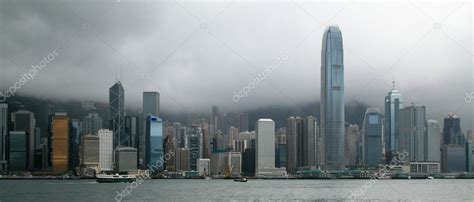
<box><xmin>11</xmin><ymin>110</ymin><xmax>36</xmax><ymax>170</ymax></box>
<box><xmin>0</xmin><ymin>104</ymin><xmax>7</xmax><ymax>170</ymax></box>
<box><xmin>210</xmin><ymin>106</ymin><xmax>219</xmax><ymax>138</ymax></box>
<box><xmin>285</xmin><ymin>116</ymin><xmax>301</xmax><ymax>173</ymax></box>
<box><xmin>8</xmin><ymin>131</ymin><xmax>27</xmax><ymax>171</ymax></box>
<box><xmin>145</xmin><ymin>116</ymin><xmax>163</xmax><ymax>172</ymax></box>
<box><xmin>362</xmin><ymin>108</ymin><xmax>383</xmax><ymax>167</ymax></box>
<box><xmin>255</xmin><ymin>119</ymin><xmax>286</xmax><ymax>177</ymax></box>
<box><xmin>83</xmin><ymin>113</ymin><xmax>103</xmax><ymax>135</ymax></box>
<box><xmin>99</xmin><ymin>129</ymin><xmax>113</xmax><ymax>171</ymax></box>
<box><xmin>69</xmin><ymin>120</ymin><xmax>81</xmax><ymax>171</ymax></box>
<box><xmin>425</xmin><ymin>120</ymin><xmax>441</xmax><ymax>162</ymax></box>
<box><xmin>51</xmin><ymin>113</ymin><xmax>70</xmax><ymax>175</ymax></box>
<box><xmin>188</xmin><ymin>125</ymin><xmax>203</xmax><ymax>171</ymax></box>
<box><xmin>125</xmin><ymin>116</ymin><xmax>139</xmax><ymax>149</ymax></box>
<box><xmin>285</xmin><ymin>116</ymin><xmax>317</xmax><ymax>172</ymax></box>
<box><xmin>399</xmin><ymin>104</ymin><xmax>426</xmax><ymax>162</ymax></box>
<box><xmin>345</xmin><ymin>124</ymin><xmax>359</xmax><ymax>166</ymax></box>
<box><xmin>384</xmin><ymin>82</ymin><xmax>403</xmax><ymax>159</ymax></box>
<box><xmin>321</xmin><ymin>25</ymin><xmax>345</xmax><ymax>170</ymax></box>
<box><xmin>143</xmin><ymin>92</ymin><xmax>160</xmax><ymax>117</ymax></box>
<box><xmin>443</xmin><ymin>113</ymin><xmax>465</xmax><ymax>146</ymax></box>
<box><xmin>109</xmin><ymin>81</ymin><xmax>126</xmax><ymax>148</ymax></box>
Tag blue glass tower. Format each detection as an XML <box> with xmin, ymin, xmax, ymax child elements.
<box><xmin>321</xmin><ymin>25</ymin><xmax>345</xmax><ymax>170</ymax></box>
<box><xmin>363</xmin><ymin>108</ymin><xmax>383</xmax><ymax>167</ymax></box>
<box><xmin>146</xmin><ymin>116</ymin><xmax>163</xmax><ymax>172</ymax></box>
<box><xmin>384</xmin><ymin>82</ymin><xmax>403</xmax><ymax>161</ymax></box>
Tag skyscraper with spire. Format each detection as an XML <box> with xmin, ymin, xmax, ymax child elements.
<box><xmin>321</xmin><ymin>25</ymin><xmax>345</xmax><ymax>170</ymax></box>
<box><xmin>109</xmin><ymin>81</ymin><xmax>126</xmax><ymax>149</ymax></box>
<box><xmin>384</xmin><ymin>81</ymin><xmax>403</xmax><ymax>161</ymax></box>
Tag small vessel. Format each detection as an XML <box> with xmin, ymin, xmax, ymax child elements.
<box><xmin>234</xmin><ymin>177</ymin><xmax>247</xmax><ymax>182</ymax></box>
<box><xmin>427</xmin><ymin>176</ymin><xmax>435</xmax><ymax>180</ymax></box>
<box><xmin>96</xmin><ymin>174</ymin><xmax>136</xmax><ymax>183</ymax></box>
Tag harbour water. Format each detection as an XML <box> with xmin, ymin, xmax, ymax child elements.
<box><xmin>1</xmin><ymin>179</ymin><xmax>473</xmax><ymax>201</ymax></box>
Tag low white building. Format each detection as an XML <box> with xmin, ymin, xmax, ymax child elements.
<box><xmin>197</xmin><ymin>158</ymin><xmax>210</xmax><ymax>176</ymax></box>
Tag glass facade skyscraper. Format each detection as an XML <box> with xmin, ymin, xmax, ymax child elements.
<box><xmin>109</xmin><ymin>81</ymin><xmax>126</xmax><ymax>148</ymax></box>
<box><xmin>145</xmin><ymin>115</ymin><xmax>163</xmax><ymax>172</ymax></box>
<box><xmin>384</xmin><ymin>85</ymin><xmax>403</xmax><ymax>158</ymax></box>
<box><xmin>362</xmin><ymin>108</ymin><xmax>383</xmax><ymax>167</ymax></box>
<box><xmin>321</xmin><ymin>25</ymin><xmax>345</xmax><ymax>170</ymax></box>
<box><xmin>443</xmin><ymin>113</ymin><xmax>465</xmax><ymax>146</ymax></box>
<box><xmin>0</xmin><ymin>104</ymin><xmax>7</xmax><ymax>170</ymax></box>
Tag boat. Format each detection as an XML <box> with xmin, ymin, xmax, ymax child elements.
<box><xmin>427</xmin><ymin>176</ymin><xmax>435</xmax><ymax>180</ymax></box>
<box><xmin>96</xmin><ymin>174</ymin><xmax>137</xmax><ymax>183</ymax></box>
<box><xmin>234</xmin><ymin>177</ymin><xmax>247</xmax><ymax>182</ymax></box>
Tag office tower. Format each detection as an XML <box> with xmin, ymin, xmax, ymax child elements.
<box><xmin>201</xmin><ymin>123</ymin><xmax>210</xmax><ymax>159</ymax></box>
<box><xmin>303</xmin><ymin>116</ymin><xmax>317</xmax><ymax>167</ymax></box>
<box><xmin>286</xmin><ymin>117</ymin><xmax>302</xmax><ymax>173</ymax></box>
<box><xmin>8</xmin><ymin>131</ymin><xmax>27</xmax><ymax>170</ymax></box>
<box><xmin>425</xmin><ymin>120</ymin><xmax>441</xmax><ymax>162</ymax></box>
<box><xmin>345</xmin><ymin>124</ymin><xmax>359</xmax><ymax>166</ymax></box>
<box><xmin>145</xmin><ymin>116</ymin><xmax>163</xmax><ymax>172</ymax></box>
<box><xmin>384</xmin><ymin>82</ymin><xmax>404</xmax><ymax>159</ymax></box>
<box><xmin>362</xmin><ymin>108</ymin><xmax>383</xmax><ymax>167</ymax></box>
<box><xmin>210</xmin><ymin>106</ymin><xmax>219</xmax><ymax>138</ymax></box>
<box><xmin>115</xmin><ymin>147</ymin><xmax>137</xmax><ymax>173</ymax></box>
<box><xmin>11</xmin><ymin>110</ymin><xmax>36</xmax><ymax>170</ymax></box>
<box><xmin>321</xmin><ymin>26</ymin><xmax>345</xmax><ymax>170</ymax></box>
<box><xmin>164</xmin><ymin>135</ymin><xmax>176</xmax><ymax>171</ymax></box>
<box><xmin>442</xmin><ymin>144</ymin><xmax>472</xmax><ymax>172</ymax></box>
<box><xmin>80</xmin><ymin>134</ymin><xmax>100</xmax><ymax>174</ymax></box>
<box><xmin>197</xmin><ymin>158</ymin><xmax>210</xmax><ymax>176</ymax></box>
<box><xmin>173</xmin><ymin>122</ymin><xmax>185</xmax><ymax>148</ymax></box>
<box><xmin>256</xmin><ymin>119</ymin><xmax>286</xmax><ymax>177</ymax></box>
<box><xmin>467</xmin><ymin>129</ymin><xmax>473</xmax><ymax>143</ymax></box>
<box><xmin>0</xmin><ymin>104</ymin><xmax>7</xmax><ymax>170</ymax></box>
<box><xmin>224</xmin><ymin>152</ymin><xmax>242</xmax><ymax>177</ymax></box>
<box><xmin>51</xmin><ymin>113</ymin><xmax>70</xmax><ymax>175</ymax></box>
<box><xmin>242</xmin><ymin>147</ymin><xmax>255</xmax><ymax>176</ymax></box>
<box><xmin>188</xmin><ymin>125</ymin><xmax>203</xmax><ymax>171</ymax></box>
<box><xmin>125</xmin><ymin>116</ymin><xmax>139</xmax><ymax>149</ymax></box>
<box><xmin>143</xmin><ymin>92</ymin><xmax>160</xmax><ymax>117</ymax></box>
<box><xmin>443</xmin><ymin>113</ymin><xmax>465</xmax><ymax>145</ymax></box>
<box><xmin>69</xmin><ymin>120</ymin><xmax>81</xmax><ymax>172</ymax></box>
<box><xmin>275</xmin><ymin>128</ymin><xmax>287</xmax><ymax>168</ymax></box>
<box><xmin>399</xmin><ymin>104</ymin><xmax>426</xmax><ymax>162</ymax></box>
<box><xmin>175</xmin><ymin>148</ymin><xmax>190</xmax><ymax>171</ymax></box>
<box><xmin>83</xmin><ymin>113</ymin><xmax>102</xmax><ymax>135</ymax></box>
<box><xmin>98</xmin><ymin>129</ymin><xmax>113</xmax><ymax>171</ymax></box>
<box><xmin>109</xmin><ymin>81</ymin><xmax>126</xmax><ymax>148</ymax></box>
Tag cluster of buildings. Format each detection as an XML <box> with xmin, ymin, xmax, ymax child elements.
<box><xmin>0</xmin><ymin>26</ymin><xmax>472</xmax><ymax>178</ymax></box>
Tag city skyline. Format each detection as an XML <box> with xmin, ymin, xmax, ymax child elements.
<box><xmin>0</xmin><ymin>1</ymin><xmax>471</xmax><ymax>130</ymax></box>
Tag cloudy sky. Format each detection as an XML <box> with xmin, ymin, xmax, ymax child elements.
<box><xmin>0</xmin><ymin>0</ymin><xmax>473</xmax><ymax>128</ymax></box>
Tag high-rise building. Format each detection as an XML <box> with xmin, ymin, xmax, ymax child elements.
<box><xmin>11</xmin><ymin>110</ymin><xmax>36</xmax><ymax>170</ymax></box>
<box><xmin>8</xmin><ymin>131</ymin><xmax>27</xmax><ymax>171</ymax></box>
<box><xmin>425</xmin><ymin>120</ymin><xmax>441</xmax><ymax>162</ymax></box>
<box><xmin>384</xmin><ymin>83</ymin><xmax>403</xmax><ymax>159</ymax></box>
<box><xmin>69</xmin><ymin>120</ymin><xmax>81</xmax><ymax>172</ymax></box>
<box><xmin>399</xmin><ymin>104</ymin><xmax>426</xmax><ymax>162</ymax></box>
<box><xmin>256</xmin><ymin>119</ymin><xmax>286</xmax><ymax>177</ymax></box>
<box><xmin>125</xmin><ymin>116</ymin><xmax>139</xmax><ymax>149</ymax></box>
<box><xmin>143</xmin><ymin>92</ymin><xmax>160</xmax><ymax>117</ymax></box>
<box><xmin>83</xmin><ymin>113</ymin><xmax>102</xmax><ymax>135</ymax></box>
<box><xmin>115</xmin><ymin>147</ymin><xmax>137</xmax><ymax>173</ymax></box>
<box><xmin>285</xmin><ymin>116</ymin><xmax>318</xmax><ymax>173</ymax></box>
<box><xmin>345</xmin><ymin>124</ymin><xmax>359</xmax><ymax>166</ymax></box>
<box><xmin>321</xmin><ymin>26</ymin><xmax>345</xmax><ymax>170</ymax></box>
<box><xmin>443</xmin><ymin>113</ymin><xmax>465</xmax><ymax>146</ymax></box>
<box><xmin>51</xmin><ymin>113</ymin><xmax>70</xmax><ymax>175</ymax></box>
<box><xmin>441</xmin><ymin>144</ymin><xmax>472</xmax><ymax>172</ymax></box>
<box><xmin>109</xmin><ymin>81</ymin><xmax>126</xmax><ymax>148</ymax></box>
<box><xmin>224</xmin><ymin>152</ymin><xmax>241</xmax><ymax>177</ymax></box>
<box><xmin>197</xmin><ymin>158</ymin><xmax>210</xmax><ymax>176</ymax></box>
<box><xmin>80</xmin><ymin>134</ymin><xmax>100</xmax><ymax>174</ymax></box>
<box><xmin>175</xmin><ymin>148</ymin><xmax>190</xmax><ymax>171</ymax></box>
<box><xmin>303</xmin><ymin>116</ymin><xmax>318</xmax><ymax>167</ymax></box>
<box><xmin>145</xmin><ymin>116</ymin><xmax>163</xmax><ymax>172</ymax></box>
<box><xmin>362</xmin><ymin>108</ymin><xmax>383</xmax><ymax>167</ymax></box>
<box><xmin>173</xmin><ymin>122</ymin><xmax>185</xmax><ymax>148</ymax></box>
<box><xmin>210</xmin><ymin>106</ymin><xmax>219</xmax><ymax>138</ymax></box>
<box><xmin>0</xmin><ymin>104</ymin><xmax>7</xmax><ymax>170</ymax></box>
<box><xmin>98</xmin><ymin>129</ymin><xmax>113</xmax><ymax>171</ymax></box>
<box><xmin>188</xmin><ymin>125</ymin><xmax>203</xmax><ymax>171</ymax></box>
<box><xmin>286</xmin><ymin>116</ymin><xmax>302</xmax><ymax>173</ymax></box>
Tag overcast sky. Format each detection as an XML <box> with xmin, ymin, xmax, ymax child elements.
<box><xmin>0</xmin><ymin>0</ymin><xmax>473</xmax><ymax>129</ymax></box>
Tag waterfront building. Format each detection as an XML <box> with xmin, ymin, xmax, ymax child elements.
<box><xmin>197</xmin><ymin>158</ymin><xmax>210</xmax><ymax>176</ymax></box>
<box><xmin>345</xmin><ymin>124</ymin><xmax>359</xmax><ymax>166</ymax></box>
<box><xmin>399</xmin><ymin>104</ymin><xmax>426</xmax><ymax>162</ymax></box>
<box><xmin>224</xmin><ymin>152</ymin><xmax>241</xmax><ymax>177</ymax></box>
<box><xmin>188</xmin><ymin>125</ymin><xmax>203</xmax><ymax>171</ymax></box>
<box><xmin>362</xmin><ymin>108</ymin><xmax>383</xmax><ymax>167</ymax></box>
<box><xmin>80</xmin><ymin>134</ymin><xmax>100</xmax><ymax>174</ymax></box>
<box><xmin>0</xmin><ymin>104</ymin><xmax>7</xmax><ymax>170</ymax></box>
<box><xmin>8</xmin><ymin>131</ymin><xmax>27</xmax><ymax>171</ymax></box>
<box><xmin>321</xmin><ymin>26</ymin><xmax>345</xmax><ymax>170</ymax></box>
<box><xmin>52</xmin><ymin>113</ymin><xmax>70</xmax><ymax>175</ymax></box>
<box><xmin>384</xmin><ymin>82</ymin><xmax>404</xmax><ymax>159</ymax></box>
<box><xmin>425</xmin><ymin>120</ymin><xmax>441</xmax><ymax>162</ymax></box>
<box><xmin>443</xmin><ymin>113</ymin><xmax>465</xmax><ymax>145</ymax></box>
<box><xmin>441</xmin><ymin>144</ymin><xmax>472</xmax><ymax>172</ymax></box>
<box><xmin>175</xmin><ymin>148</ymin><xmax>190</xmax><ymax>171</ymax></box>
<box><xmin>11</xmin><ymin>110</ymin><xmax>36</xmax><ymax>170</ymax></box>
<box><xmin>115</xmin><ymin>147</ymin><xmax>137</xmax><ymax>173</ymax></box>
<box><xmin>69</xmin><ymin>120</ymin><xmax>81</xmax><ymax>172</ymax></box>
<box><xmin>256</xmin><ymin>119</ymin><xmax>287</xmax><ymax>177</ymax></box>
<box><xmin>145</xmin><ymin>116</ymin><xmax>163</xmax><ymax>172</ymax></box>
<box><xmin>98</xmin><ymin>129</ymin><xmax>113</xmax><ymax>171</ymax></box>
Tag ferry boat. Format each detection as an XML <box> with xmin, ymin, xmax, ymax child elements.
<box><xmin>96</xmin><ymin>174</ymin><xmax>137</xmax><ymax>183</ymax></box>
<box><xmin>234</xmin><ymin>177</ymin><xmax>247</xmax><ymax>182</ymax></box>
